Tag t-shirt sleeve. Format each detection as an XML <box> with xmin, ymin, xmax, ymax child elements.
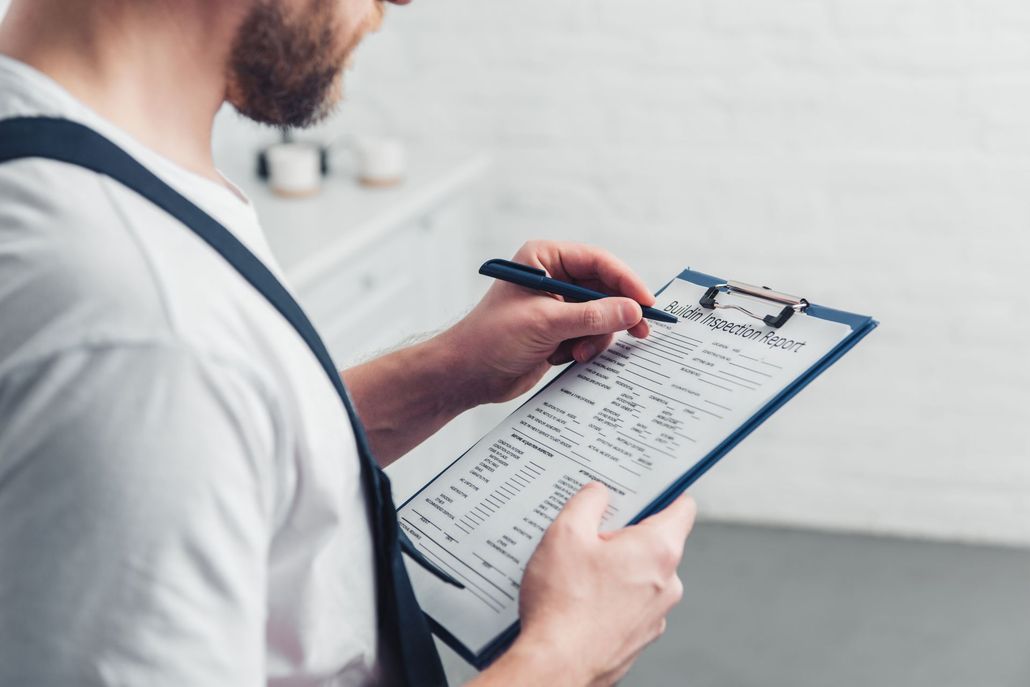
<box><xmin>0</xmin><ymin>343</ymin><xmax>281</xmax><ymax>686</ymax></box>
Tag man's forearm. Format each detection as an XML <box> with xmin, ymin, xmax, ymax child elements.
<box><xmin>342</xmin><ymin>329</ymin><xmax>480</xmax><ymax>466</ymax></box>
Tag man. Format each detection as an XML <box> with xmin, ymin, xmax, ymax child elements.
<box><xmin>0</xmin><ymin>1</ymin><xmax>695</xmax><ymax>685</ymax></box>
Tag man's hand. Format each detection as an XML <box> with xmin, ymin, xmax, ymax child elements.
<box><xmin>472</xmin><ymin>483</ymin><xmax>696</xmax><ymax>686</ymax></box>
<box><xmin>343</xmin><ymin>241</ymin><xmax>654</xmax><ymax>465</ymax></box>
<box><xmin>440</xmin><ymin>240</ymin><xmax>655</xmax><ymax>405</ymax></box>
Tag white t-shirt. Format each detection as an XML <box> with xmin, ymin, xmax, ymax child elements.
<box><xmin>0</xmin><ymin>56</ymin><xmax>382</xmax><ymax>686</ymax></box>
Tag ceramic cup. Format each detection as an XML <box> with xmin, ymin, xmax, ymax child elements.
<box><xmin>354</xmin><ymin>137</ymin><xmax>406</xmax><ymax>187</ymax></box>
<box><xmin>266</xmin><ymin>142</ymin><xmax>322</xmax><ymax>197</ymax></box>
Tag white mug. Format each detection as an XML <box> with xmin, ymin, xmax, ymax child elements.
<box><xmin>266</xmin><ymin>142</ymin><xmax>322</xmax><ymax>197</ymax></box>
<box><xmin>354</xmin><ymin>137</ymin><xmax>406</xmax><ymax>187</ymax></box>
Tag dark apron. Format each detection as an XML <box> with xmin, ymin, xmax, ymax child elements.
<box><xmin>0</xmin><ymin>117</ymin><xmax>447</xmax><ymax>687</ymax></box>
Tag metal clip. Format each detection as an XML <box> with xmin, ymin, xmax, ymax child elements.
<box><xmin>699</xmin><ymin>280</ymin><xmax>809</xmax><ymax>329</ymax></box>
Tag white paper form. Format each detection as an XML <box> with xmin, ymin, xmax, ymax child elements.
<box><xmin>399</xmin><ymin>277</ymin><xmax>853</xmax><ymax>656</ymax></box>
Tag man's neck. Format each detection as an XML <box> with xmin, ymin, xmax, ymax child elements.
<box><xmin>0</xmin><ymin>0</ymin><xmax>243</xmax><ymax>185</ymax></box>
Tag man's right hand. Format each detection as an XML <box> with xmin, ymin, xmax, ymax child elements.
<box><xmin>471</xmin><ymin>482</ymin><xmax>696</xmax><ymax>686</ymax></box>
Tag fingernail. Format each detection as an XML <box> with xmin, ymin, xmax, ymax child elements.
<box><xmin>578</xmin><ymin>342</ymin><xmax>597</xmax><ymax>361</ymax></box>
<box><xmin>619</xmin><ymin>301</ymin><xmax>641</xmax><ymax>326</ymax></box>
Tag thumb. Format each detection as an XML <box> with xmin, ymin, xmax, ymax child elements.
<box><xmin>545</xmin><ymin>297</ymin><xmax>643</xmax><ymax>342</ymax></box>
<box><xmin>636</xmin><ymin>493</ymin><xmax>697</xmax><ymax>544</ymax></box>
<box><xmin>553</xmin><ymin>482</ymin><xmax>611</xmax><ymax>536</ymax></box>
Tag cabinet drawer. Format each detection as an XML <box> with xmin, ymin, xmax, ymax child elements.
<box><xmin>296</xmin><ymin>225</ymin><xmax>416</xmax><ymax>327</ymax></box>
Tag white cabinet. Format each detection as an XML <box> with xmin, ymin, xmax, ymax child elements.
<box><xmin>225</xmin><ymin>147</ymin><xmax>492</xmax><ymax>500</ymax></box>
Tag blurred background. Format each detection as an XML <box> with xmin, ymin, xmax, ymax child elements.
<box><xmin>213</xmin><ymin>1</ymin><xmax>1030</xmax><ymax>685</ymax></box>
<box><xmin>4</xmin><ymin>0</ymin><xmax>1026</xmax><ymax>683</ymax></box>
<box><xmin>214</xmin><ymin>0</ymin><xmax>1030</xmax><ymax>546</ymax></box>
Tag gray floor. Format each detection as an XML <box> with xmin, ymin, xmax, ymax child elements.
<box><xmin>438</xmin><ymin>522</ymin><xmax>1030</xmax><ymax>686</ymax></box>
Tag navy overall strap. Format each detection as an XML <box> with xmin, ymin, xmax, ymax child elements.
<box><xmin>0</xmin><ymin>117</ymin><xmax>446</xmax><ymax>687</ymax></box>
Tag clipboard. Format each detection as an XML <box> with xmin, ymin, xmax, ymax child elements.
<box><xmin>400</xmin><ymin>267</ymin><xmax>878</xmax><ymax>668</ymax></box>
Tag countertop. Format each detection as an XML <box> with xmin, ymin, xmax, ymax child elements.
<box><xmin>220</xmin><ymin>145</ymin><xmax>491</xmax><ymax>292</ymax></box>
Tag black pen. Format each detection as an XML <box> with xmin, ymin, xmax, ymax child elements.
<box><xmin>479</xmin><ymin>259</ymin><xmax>678</xmax><ymax>324</ymax></box>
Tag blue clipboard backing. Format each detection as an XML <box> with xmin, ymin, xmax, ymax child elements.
<box><xmin>401</xmin><ymin>268</ymin><xmax>878</xmax><ymax>669</ymax></box>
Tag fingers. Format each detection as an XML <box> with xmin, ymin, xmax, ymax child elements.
<box><xmin>546</xmin><ymin>334</ymin><xmax>615</xmax><ymax>366</ymax></box>
<box><xmin>628</xmin><ymin>319</ymin><xmax>650</xmax><ymax>339</ymax></box>
<box><xmin>621</xmin><ymin>494</ymin><xmax>696</xmax><ymax>573</ymax></box>
<box><xmin>546</xmin><ymin>344</ymin><xmax>575</xmax><ymax>366</ymax></box>
<box><xmin>639</xmin><ymin>493</ymin><xmax>697</xmax><ymax>545</ymax></box>
<box><xmin>541</xmin><ymin>297</ymin><xmax>643</xmax><ymax>343</ymax></box>
<box><xmin>552</xmin><ymin>482</ymin><xmax>610</xmax><ymax>537</ymax></box>
<box><xmin>517</xmin><ymin>241</ymin><xmax>656</xmax><ymax>307</ymax></box>
<box><xmin>571</xmin><ymin>334</ymin><xmax>614</xmax><ymax>363</ymax></box>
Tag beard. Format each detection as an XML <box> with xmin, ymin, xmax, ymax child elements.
<box><xmin>226</xmin><ymin>0</ymin><xmax>384</xmax><ymax>128</ymax></box>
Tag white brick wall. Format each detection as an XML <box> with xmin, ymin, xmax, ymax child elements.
<box><xmin>323</xmin><ymin>0</ymin><xmax>1030</xmax><ymax>547</ymax></box>
<box><xmin>8</xmin><ymin>0</ymin><xmax>1017</xmax><ymax>546</ymax></box>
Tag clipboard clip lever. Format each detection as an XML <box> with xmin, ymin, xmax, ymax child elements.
<box><xmin>699</xmin><ymin>281</ymin><xmax>809</xmax><ymax>329</ymax></box>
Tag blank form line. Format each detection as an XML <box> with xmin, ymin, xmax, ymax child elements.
<box><xmin>667</xmin><ymin>331</ymin><xmax>704</xmax><ymax>345</ymax></box>
<box><xmin>650</xmin><ymin>334</ymin><xmax>696</xmax><ymax>355</ymax></box>
<box><xmin>705</xmin><ymin>399</ymin><xmax>732</xmax><ymax>411</ymax></box>
<box><xmin>607</xmin><ymin>347</ymin><xmax>630</xmax><ymax>360</ymax></box>
<box><xmin>625</xmin><ymin>343</ymin><xmax>681</xmax><ymax>366</ymax></box>
<box><xmin>680</xmin><ymin>362</ymin><xmax>749</xmax><ymax>390</ymax></box>
<box><xmin>617</xmin><ymin>343</ymin><xmax>672</xmax><ymax>368</ymax></box>
<box><xmin>711</xmin><ymin>374</ymin><xmax>757</xmax><ymax>390</ymax></box>
<box><xmin>616</xmin><ymin>430</ymin><xmax>678</xmax><ymax>460</ymax></box>
<box><xmin>620</xmin><ymin>377</ymin><xmax>724</xmax><ymax>418</ymax></box>
<box><xmin>520</xmin><ymin>465</ymin><xmax>540</xmax><ymax>477</ymax></box>
<box><xmin>401</xmin><ymin>519</ymin><xmax>516</xmax><ymax>602</ymax></box>
<box><xmin>729</xmin><ymin>362</ymin><xmax>773</xmax><ymax>378</ymax></box>
<box><xmin>419</xmin><ymin>548</ymin><xmax>502</xmax><ymax>614</ymax></box>
<box><xmin>400</xmin><ymin>518</ymin><xmax>511</xmax><ymax>609</ymax></box>
<box><xmin>625</xmin><ymin>367</ymin><xmax>664</xmax><ymax>386</ymax></box>
<box><xmin>640</xmin><ymin>339</ymin><xmax>692</xmax><ymax>360</ymax></box>
<box><xmin>760</xmin><ymin>360</ymin><xmax>783</xmax><ymax>370</ymax></box>
<box><xmin>628</xmin><ymin>360</ymin><xmax>671</xmax><ymax>378</ymax></box>
<box><xmin>411</xmin><ymin>509</ymin><xmax>442</xmax><ymax>530</ymax></box>
<box><xmin>716</xmin><ymin>369</ymin><xmax>763</xmax><ymax>387</ymax></box>
<box><xmin>696</xmin><ymin>376</ymin><xmax>734</xmax><ymax>393</ymax></box>
<box><xmin>510</xmin><ymin>428</ymin><xmax>637</xmax><ymax>494</ymax></box>
<box><xmin>471</xmin><ymin>553</ymin><xmax>520</xmax><ymax>593</ymax></box>
<box><xmin>674</xmin><ymin>431</ymin><xmax>697</xmax><ymax>443</ymax></box>
<box><xmin>570</xmin><ymin>451</ymin><xmax>593</xmax><ymax>464</ymax></box>
<box><xmin>619</xmin><ymin>463</ymin><xmax>642</xmax><ymax>477</ymax></box>
<box><xmin>654</xmin><ymin>331</ymin><xmax>696</xmax><ymax>347</ymax></box>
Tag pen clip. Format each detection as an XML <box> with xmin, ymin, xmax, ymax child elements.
<box><xmin>479</xmin><ymin>258</ymin><xmax>547</xmax><ymax>278</ymax></box>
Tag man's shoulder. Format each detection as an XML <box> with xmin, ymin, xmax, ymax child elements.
<box><xmin>0</xmin><ymin>158</ymin><xmax>174</xmax><ymax>360</ymax></box>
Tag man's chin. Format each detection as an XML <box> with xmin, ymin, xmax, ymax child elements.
<box><xmin>225</xmin><ymin>0</ymin><xmax>382</xmax><ymax>129</ymax></box>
